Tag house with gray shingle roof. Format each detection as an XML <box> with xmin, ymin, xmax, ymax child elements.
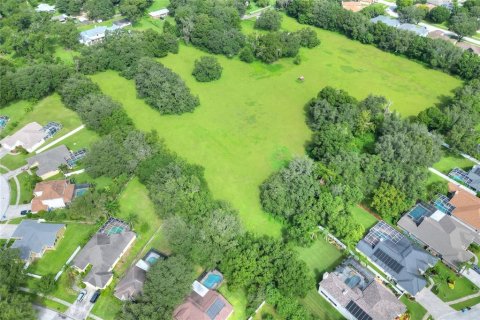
<box><xmin>356</xmin><ymin>221</ymin><xmax>438</xmax><ymax>296</ymax></box>
<box><xmin>0</xmin><ymin>122</ymin><xmax>45</xmax><ymax>153</ymax></box>
<box><xmin>10</xmin><ymin>220</ymin><xmax>65</xmax><ymax>264</ymax></box>
<box><xmin>79</xmin><ymin>24</ymin><xmax>122</xmax><ymax>46</ymax></box>
<box><xmin>398</xmin><ymin>203</ymin><xmax>480</xmax><ymax>270</ymax></box>
<box><xmin>370</xmin><ymin>16</ymin><xmax>429</xmax><ymax>37</ymax></box>
<box><xmin>319</xmin><ymin>258</ymin><xmax>406</xmax><ymax>320</ymax></box>
<box><xmin>27</xmin><ymin>145</ymin><xmax>71</xmax><ymax>179</ymax></box>
<box><xmin>72</xmin><ymin>224</ymin><xmax>136</xmax><ymax>289</ymax></box>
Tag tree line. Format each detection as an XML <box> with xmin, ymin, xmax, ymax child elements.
<box><xmin>280</xmin><ymin>0</ymin><xmax>480</xmax><ymax>81</ymax></box>
<box><xmin>261</xmin><ymin>86</ymin><xmax>444</xmax><ymax>246</ymax></box>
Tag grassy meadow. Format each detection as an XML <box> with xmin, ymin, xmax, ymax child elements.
<box><xmin>91</xmin><ymin>16</ymin><xmax>460</xmax><ymax>238</ymax></box>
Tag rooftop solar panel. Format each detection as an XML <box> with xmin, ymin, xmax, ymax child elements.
<box><xmin>206</xmin><ymin>298</ymin><xmax>225</xmax><ymax>320</ymax></box>
<box><xmin>373</xmin><ymin>249</ymin><xmax>403</xmax><ymax>274</ymax></box>
<box><xmin>346</xmin><ymin>300</ymin><xmax>373</xmax><ymax>320</ymax></box>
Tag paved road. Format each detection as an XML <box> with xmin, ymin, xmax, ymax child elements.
<box><xmin>3</xmin><ymin>203</ymin><xmax>32</xmax><ymax>221</ymax></box>
<box><xmin>0</xmin><ymin>173</ymin><xmax>9</xmax><ymax>219</ymax></box>
<box><xmin>33</xmin><ymin>305</ymin><xmax>70</xmax><ymax>320</ymax></box>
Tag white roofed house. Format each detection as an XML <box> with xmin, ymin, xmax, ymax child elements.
<box><xmin>35</xmin><ymin>3</ymin><xmax>56</xmax><ymax>13</ymax></box>
<box><xmin>79</xmin><ymin>25</ymin><xmax>121</xmax><ymax>46</ymax></box>
<box><xmin>149</xmin><ymin>8</ymin><xmax>169</xmax><ymax>19</ymax></box>
<box><xmin>0</xmin><ymin>122</ymin><xmax>45</xmax><ymax>153</ymax></box>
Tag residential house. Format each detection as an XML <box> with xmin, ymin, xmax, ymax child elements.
<box><xmin>10</xmin><ymin>220</ymin><xmax>65</xmax><ymax>264</ymax></box>
<box><xmin>356</xmin><ymin>221</ymin><xmax>438</xmax><ymax>296</ymax></box>
<box><xmin>457</xmin><ymin>42</ymin><xmax>480</xmax><ymax>55</ymax></box>
<box><xmin>31</xmin><ymin>180</ymin><xmax>75</xmax><ymax>213</ymax></box>
<box><xmin>149</xmin><ymin>8</ymin><xmax>169</xmax><ymax>19</ymax></box>
<box><xmin>370</xmin><ymin>16</ymin><xmax>429</xmax><ymax>37</ymax></box>
<box><xmin>72</xmin><ymin>219</ymin><xmax>136</xmax><ymax>289</ymax></box>
<box><xmin>447</xmin><ymin>183</ymin><xmax>480</xmax><ymax>231</ymax></box>
<box><xmin>114</xmin><ymin>249</ymin><xmax>167</xmax><ymax>300</ymax></box>
<box><xmin>173</xmin><ymin>281</ymin><xmax>233</xmax><ymax>320</ymax></box>
<box><xmin>51</xmin><ymin>14</ymin><xmax>68</xmax><ymax>22</ymax></box>
<box><xmin>79</xmin><ymin>25</ymin><xmax>121</xmax><ymax>46</ymax></box>
<box><xmin>465</xmin><ymin>165</ymin><xmax>480</xmax><ymax>192</ymax></box>
<box><xmin>27</xmin><ymin>145</ymin><xmax>71</xmax><ymax>179</ymax></box>
<box><xmin>0</xmin><ymin>122</ymin><xmax>45</xmax><ymax>153</ymax></box>
<box><xmin>319</xmin><ymin>258</ymin><xmax>406</xmax><ymax>320</ymax></box>
<box><xmin>342</xmin><ymin>1</ymin><xmax>369</xmax><ymax>12</ymax></box>
<box><xmin>35</xmin><ymin>3</ymin><xmax>56</xmax><ymax>13</ymax></box>
<box><xmin>428</xmin><ymin>30</ymin><xmax>457</xmax><ymax>43</ymax></box>
<box><xmin>398</xmin><ymin>202</ymin><xmax>480</xmax><ymax>270</ymax></box>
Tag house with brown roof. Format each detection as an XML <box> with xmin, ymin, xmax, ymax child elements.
<box><xmin>319</xmin><ymin>258</ymin><xmax>406</xmax><ymax>320</ymax></box>
<box><xmin>448</xmin><ymin>183</ymin><xmax>480</xmax><ymax>231</ymax></box>
<box><xmin>31</xmin><ymin>180</ymin><xmax>75</xmax><ymax>213</ymax></box>
<box><xmin>174</xmin><ymin>281</ymin><xmax>233</xmax><ymax>320</ymax></box>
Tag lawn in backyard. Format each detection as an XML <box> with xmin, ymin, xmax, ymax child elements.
<box><xmin>297</xmin><ymin>239</ymin><xmax>345</xmax><ymax>319</ymax></box>
<box><xmin>91</xmin><ymin>178</ymin><xmax>162</xmax><ymax>320</ymax></box>
<box><xmin>433</xmin><ymin>149</ymin><xmax>475</xmax><ymax>173</ymax></box>
<box><xmin>451</xmin><ymin>295</ymin><xmax>480</xmax><ymax>310</ymax></box>
<box><xmin>431</xmin><ymin>262</ymin><xmax>479</xmax><ymax>302</ymax></box>
<box><xmin>0</xmin><ymin>94</ymin><xmax>82</xmax><ymax>138</ymax></box>
<box><xmin>91</xmin><ymin>16</ymin><xmax>460</xmax><ymax>238</ymax></box>
<box><xmin>350</xmin><ymin>205</ymin><xmax>378</xmax><ymax>231</ymax></box>
<box><xmin>400</xmin><ymin>295</ymin><xmax>427</xmax><ymax>320</ymax></box>
<box><xmin>27</xmin><ymin>223</ymin><xmax>97</xmax><ymax>276</ymax></box>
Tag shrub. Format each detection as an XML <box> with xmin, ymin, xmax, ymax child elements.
<box><xmin>192</xmin><ymin>56</ymin><xmax>223</xmax><ymax>82</ymax></box>
<box><xmin>255</xmin><ymin>9</ymin><xmax>283</xmax><ymax>31</ymax></box>
<box><xmin>239</xmin><ymin>46</ymin><xmax>255</xmax><ymax>63</ymax></box>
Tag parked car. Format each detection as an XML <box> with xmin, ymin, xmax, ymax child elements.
<box><xmin>77</xmin><ymin>290</ymin><xmax>87</xmax><ymax>302</ymax></box>
<box><xmin>90</xmin><ymin>290</ymin><xmax>100</xmax><ymax>303</ymax></box>
<box><xmin>20</xmin><ymin>210</ymin><xmax>31</xmax><ymax>215</ymax></box>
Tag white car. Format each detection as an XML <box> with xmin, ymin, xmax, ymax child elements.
<box><xmin>77</xmin><ymin>289</ymin><xmax>87</xmax><ymax>302</ymax></box>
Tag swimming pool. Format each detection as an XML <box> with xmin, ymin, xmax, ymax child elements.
<box><xmin>202</xmin><ymin>273</ymin><xmax>223</xmax><ymax>289</ymax></box>
<box><xmin>408</xmin><ymin>204</ymin><xmax>431</xmax><ymax>222</ymax></box>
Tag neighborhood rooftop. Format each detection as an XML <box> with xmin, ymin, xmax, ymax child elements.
<box><xmin>0</xmin><ymin>122</ymin><xmax>45</xmax><ymax>152</ymax></box>
<box><xmin>370</xmin><ymin>16</ymin><xmax>428</xmax><ymax>37</ymax></box>
<box><xmin>11</xmin><ymin>220</ymin><xmax>65</xmax><ymax>261</ymax></box>
<box><xmin>72</xmin><ymin>219</ymin><xmax>136</xmax><ymax>289</ymax></box>
<box><xmin>447</xmin><ymin>183</ymin><xmax>480</xmax><ymax>231</ymax></box>
<box><xmin>398</xmin><ymin>202</ymin><xmax>480</xmax><ymax>269</ymax></box>
<box><xmin>319</xmin><ymin>258</ymin><xmax>406</xmax><ymax>320</ymax></box>
<box><xmin>32</xmin><ymin>180</ymin><xmax>75</xmax><ymax>213</ymax></box>
<box><xmin>356</xmin><ymin>221</ymin><xmax>438</xmax><ymax>296</ymax></box>
<box><xmin>27</xmin><ymin>145</ymin><xmax>71</xmax><ymax>179</ymax></box>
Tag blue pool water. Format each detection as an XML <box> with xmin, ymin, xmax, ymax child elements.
<box><xmin>409</xmin><ymin>205</ymin><xmax>429</xmax><ymax>222</ymax></box>
<box><xmin>203</xmin><ymin>274</ymin><xmax>222</xmax><ymax>289</ymax></box>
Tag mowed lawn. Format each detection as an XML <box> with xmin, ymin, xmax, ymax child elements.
<box><xmin>433</xmin><ymin>149</ymin><xmax>475</xmax><ymax>173</ymax></box>
<box><xmin>27</xmin><ymin>223</ymin><xmax>97</xmax><ymax>276</ymax></box>
<box><xmin>91</xmin><ymin>16</ymin><xmax>459</xmax><ymax>237</ymax></box>
<box><xmin>297</xmin><ymin>239</ymin><xmax>345</xmax><ymax>320</ymax></box>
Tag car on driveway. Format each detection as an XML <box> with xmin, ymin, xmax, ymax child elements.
<box><xmin>77</xmin><ymin>290</ymin><xmax>87</xmax><ymax>302</ymax></box>
<box><xmin>20</xmin><ymin>210</ymin><xmax>31</xmax><ymax>215</ymax></box>
<box><xmin>90</xmin><ymin>290</ymin><xmax>100</xmax><ymax>303</ymax></box>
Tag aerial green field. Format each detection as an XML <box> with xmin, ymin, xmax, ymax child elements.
<box><xmin>91</xmin><ymin>16</ymin><xmax>460</xmax><ymax>237</ymax></box>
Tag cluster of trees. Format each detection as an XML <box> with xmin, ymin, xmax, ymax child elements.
<box><xmin>192</xmin><ymin>56</ymin><xmax>223</xmax><ymax>82</ymax></box>
<box><xmin>0</xmin><ymin>1</ymin><xmax>79</xmax><ymax>62</ymax></box>
<box><xmin>255</xmin><ymin>9</ymin><xmax>283</xmax><ymax>31</ymax></box>
<box><xmin>261</xmin><ymin>156</ymin><xmax>365</xmax><ymax>245</ymax></box>
<box><xmin>417</xmin><ymin>79</ymin><xmax>480</xmax><ymax>158</ymax></box>
<box><xmin>242</xmin><ymin>27</ymin><xmax>320</xmax><ymax>64</ymax></box>
<box><xmin>282</xmin><ymin>0</ymin><xmax>480</xmax><ymax>80</ymax></box>
<box><xmin>77</xmin><ymin>28</ymin><xmax>178</xmax><ymax>77</ymax></box>
<box><xmin>135</xmin><ymin>58</ymin><xmax>200</xmax><ymax>114</ymax></box>
<box><xmin>171</xmin><ymin>0</ymin><xmax>246</xmax><ymax>56</ymax></box>
<box><xmin>0</xmin><ymin>63</ymin><xmax>71</xmax><ymax>107</ymax></box>
<box><xmin>56</xmin><ymin>0</ymin><xmax>153</xmax><ymax>22</ymax></box>
<box><xmin>306</xmin><ymin>87</ymin><xmax>442</xmax><ymax>221</ymax></box>
<box><xmin>0</xmin><ymin>249</ymin><xmax>36</xmax><ymax>320</ymax></box>
<box><xmin>424</xmin><ymin>0</ymin><xmax>480</xmax><ymax>39</ymax></box>
<box><xmin>126</xmin><ymin>137</ymin><xmax>314</xmax><ymax>317</ymax></box>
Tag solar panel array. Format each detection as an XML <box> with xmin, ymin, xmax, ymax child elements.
<box><xmin>363</xmin><ymin>221</ymin><xmax>404</xmax><ymax>247</ymax></box>
<box><xmin>206</xmin><ymin>298</ymin><xmax>225</xmax><ymax>320</ymax></box>
<box><xmin>373</xmin><ymin>249</ymin><xmax>403</xmax><ymax>274</ymax></box>
<box><xmin>433</xmin><ymin>194</ymin><xmax>456</xmax><ymax>215</ymax></box>
<box><xmin>346</xmin><ymin>301</ymin><xmax>373</xmax><ymax>320</ymax></box>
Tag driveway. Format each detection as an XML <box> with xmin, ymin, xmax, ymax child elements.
<box><xmin>415</xmin><ymin>287</ymin><xmax>455</xmax><ymax>319</ymax></box>
<box><xmin>438</xmin><ymin>304</ymin><xmax>480</xmax><ymax>320</ymax></box>
<box><xmin>462</xmin><ymin>268</ymin><xmax>480</xmax><ymax>289</ymax></box>
<box><xmin>64</xmin><ymin>288</ymin><xmax>96</xmax><ymax>320</ymax></box>
<box><xmin>3</xmin><ymin>203</ymin><xmax>32</xmax><ymax>221</ymax></box>
<box><xmin>0</xmin><ymin>148</ymin><xmax>8</xmax><ymax>159</ymax></box>
<box><xmin>0</xmin><ymin>224</ymin><xmax>17</xmax><ymax>239</ymax></box>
